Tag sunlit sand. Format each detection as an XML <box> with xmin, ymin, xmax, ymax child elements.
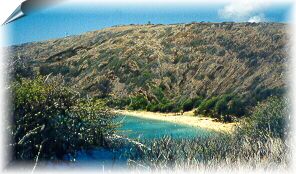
<box><xmin>114</xmin><ymin>110</ymin><xmax>238</xmax><ymax>133</ymax></box>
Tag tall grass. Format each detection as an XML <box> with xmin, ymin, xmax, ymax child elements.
<box><xmin>127</xmin><ymin>135</ymin><xmax>289</xmax><ymax>171</ymax></box>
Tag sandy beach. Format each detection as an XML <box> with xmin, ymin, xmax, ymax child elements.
<box><xmin>114</xmin><ymin>110</ymin><xmax>238</xmax><ymax>133</ymax></box>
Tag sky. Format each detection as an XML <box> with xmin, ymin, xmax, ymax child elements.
<box><xmin>1</xmin><ymin>1</ymin><xmax>293</xmax><ymax>46</ymax></box>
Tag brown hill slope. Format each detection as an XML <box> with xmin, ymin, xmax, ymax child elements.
<box><xmin>7</xmin><ymin>22</ymin><xmax>288</xmax><ymax>105</ymax></box>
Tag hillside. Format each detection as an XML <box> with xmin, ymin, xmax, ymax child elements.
<box><xmin>6</xmin><ymin>22</ymin><xmax>288</xmax><ymax>112</ymax></box>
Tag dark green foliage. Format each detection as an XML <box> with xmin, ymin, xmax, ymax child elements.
<box><xmin>227</xmin><ymin>97</ymin><xmax>245</xmax><ymax>116</ymax></box>
<box><xmin>164</xmin><ymin>71</ymin><xmax>177</xmax><ymax>83</ymax></box>
<box><xmin>159</xmin><ymin>102</ymin><xmax>176</xmax><ymax>113</ymax></box>
<box><xmin>147</xmin><ymin>101</ymin><xmax>180</xmax><ymax>113</ymax></box>
<box><xmin>196</xmin><ymin>96</ymin><xmax>219</xmax><ymax>115</ymax></box>
<box><xmin>180</xmin><ymin>55</ymin><xmax>191</xmax><ymax>63</ymax></box>
<box><xmin>116</xmin><ymin>92</ymin><xmax>203</xmax><ymax>113</ymax></box>
<box><xmin>213</xmin><ymin>94</ymin><xmax>233</xmax><ymax>117</ymax></box>
<box><xmin>253</xmin><ymin>87</ymin><xmax>285</xmax><ymax>102</ymax></box>
<box><xmin>237</xmin><ymin>97</ymin><xmax>288</xmax><ymax>139</ymax></box>
<box><xmin>214</xmin><ymin>96</ymin><xmax>228</xmax><ymax>116</ymax></box>
<box><xmin>68</xmin><ymin>67</ymin><xmax>80</xmax><ymax>77</ymax></box>
<box><xmin>216</xmin><ymin>49</ymin><xmax>225</xmax><ymax>56</ymax></box>
<box><xmin>217</xmin><ymin>35</ymin><xmax>233</xmax><ymax>50</ymax></box>
<box><xmin>146</xmin><ymin>102</ymin><xmax>161</xmax><ymax>112</ymax></box>
<box><xmin>128</xmin><ymin>95</ymin><xmax>149</xmax><ymax>110</ymax></box>
<box><xmin>10</xmin><ymin>76</ymin><xmax>118</xmax><ymax>161</ymax></box>
<box><xmin>196</xmin><ymin>95</ymin><xmax>245</xmax><ymax>120</ymax></box>
<box><xmin>182</xmin><ymin>97</ymin><xmax>203</xmax><ymax>112</ymax></box>
<box><xmin>107</xmin><ymin>97</ymin><xmax>131</xmax><ymax>109</ymax></box>
<box><xmin>151</xmin><ymin>86</ymin><xmax>165</xmax><ymax>102</ymax></box>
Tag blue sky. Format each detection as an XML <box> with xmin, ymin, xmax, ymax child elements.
<box><xmin>2</xmin><ymin>2</ymin><xmax>293</xmax><ymax>46</ymax></box>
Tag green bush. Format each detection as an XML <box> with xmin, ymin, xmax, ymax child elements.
<box><xmin>182</xmin><ymin>97</ymin><xmax>203</xmax><ymax>112</ymax></box>
<box><xmin>196</xmin><ymin>96</ymin><xmax>219</xmax><ymax>115</ymax></box>
<box><xmin>107</xmin><ymin>97</ymin><xmax>131</xmax><ymax>109</ymax></box>
<box><xmin>237</xmin><ymin>96</ymin><xmax>288</xmax><ymax>139</ymax></box>
<box><xmin>253</xmin><ymin>87</ymin><xmax>285</xmax><ymax>102</ymax></box>
<box><xmin>10</xmin><ymin>76</ymin><xmax>118</xmax><ymax>161</ymax></box>
<box><xmin>147</xmin><ymin>102</ymin><xmax>161</xmax><ymax>112</ymax></box>
<box><xmin>196</xmin><ymin>95</ymin><xmax>245</xmax><ymax>119</ymax></box>
<box><xmin>128</xmin><ymin>95</ymin><xmax>148</xmax><ymax>110</ymax></box>
<box><xmin>214</xmin><ymin>97</ymin><xmax>228</xmax><ymax>118</ymax></box>
<box><xmin>227</xmin><ymin>97</ymin><xmax>245</xmax><ymax>117</ymax></box>
<box><xmin>214</xmin><ymin>94</ymin><xmax>232</xmax><ymax>115</ymax></box>
<box><xmin>152</xmin><ymin>86</ymin><xmax>165</xmax><ymax>102</ymax></box>
<box><xmin>160</xmin><ymin>102</ymin><xmax>176</xmax><ymax>113</ymax></box>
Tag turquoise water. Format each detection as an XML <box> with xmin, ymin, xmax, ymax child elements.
<box><xmin>54</xmin><ymin>114</ymin><xmax>212</xmax><ymax>169</ymax></box>
<box><xmin>117</xmin><ymin>115</ymin><xmax>212</xmax><ymax>140</ymax></box>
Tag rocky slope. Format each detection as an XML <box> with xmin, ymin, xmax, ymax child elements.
<box><xmin>6</xmin><ymin>22</ymin><xmax>288</xmax><ymax>103</ymax></box>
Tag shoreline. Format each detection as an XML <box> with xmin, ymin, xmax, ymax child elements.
<box><xmin>113</xmin><ymin>110</ymin><xmax>238</xmax><ymax>133</ymax></box>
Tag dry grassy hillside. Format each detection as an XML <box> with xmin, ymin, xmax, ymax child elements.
<box><xmin>7</xmin><ymin>22</ymin><xmax>288</xmax><ymax>108</ymax></box>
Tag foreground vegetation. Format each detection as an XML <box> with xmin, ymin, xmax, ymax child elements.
<box><xmin>9</xmin><ymin>76</ymin><xmax>118</xmax><ymax>162</ymax></box>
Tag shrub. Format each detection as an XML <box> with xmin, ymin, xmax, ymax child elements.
<box><xmin>10</xmin><ymin>76</ymin><xmax>118</xmax><ymax>161</ymax></box>
<box><xmin>237</xmin><ymin>96</ymin><xmax>288</xmax><ymax>139</ymax></box>
<box><xmin>182</xmin><ymin>97</ymin><xmax>203</xmax><ymax>112</ymax></box>
<box><xmin>128</xmin><ymin>95</ymin><xmax>148</xmax><ymax>110</ymax></box>
<box><xmin>107</xmin><ymin>97</ymin><xmax>131</xmax><ymax>109</ymax></box>
<box><xmin>146</xmin><ymin>102</ymin><xmax>160</xmax><ymax>112</ymax></box>
<box><xmin>227</xmin><ymin>97</ymin><xmax>245</xmax><ymax>117</ymax></box>
<box><xmin>151</xmin><ymin>86</ymin><xmax>165</xmax><ymax>102</ymax></box>
<box><xmin>196</xmin><ymin>95</ymin><xmax>245</xmax><ymax>119</ymax></box>
<box><xmin>160</xmin><ymin>102</ymin><xmax>176</xmax><ymax>113</ymax></box>
<box><xmin>253</xmin><ymin>87</ymin><xmax>285</xmax><ymax>102</ymax></box>
<box><xmin>196</xmin><ymin>96</ymin><xmax>219</xmax><ymax>115</ymax></box>
<box><xmin>214</xmin><ymin>94</ymin><xmax>232</xmax><ymax>116</ymax></box>
<box><xmin>214</xmin><ymin>97</ymin><xmax>228</xmax><ymax>118</ymax></box>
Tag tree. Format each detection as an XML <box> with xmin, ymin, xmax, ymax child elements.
<box><xmin>182</xmin><ymin>97</ymin><xmax>203</xmax><ymax>112</ymax></box>
<box><xmin>196</xmin><ymin>96</ymin><xmax>219</xmax><ymax>115</ymax></box>
<box><xmin>214</xmin><ymin>97</ymin><xmax>228</xmax><ymax>117</ymax></box>
<box><xmin>128</xmin><ymin>95</ymin><xmax>148</xmax><ymax>110</ymax></box>
<box><xmin>10</xmin><ymin>76</ymin><xmax>118</xmax><ymax>161</ymax></box>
